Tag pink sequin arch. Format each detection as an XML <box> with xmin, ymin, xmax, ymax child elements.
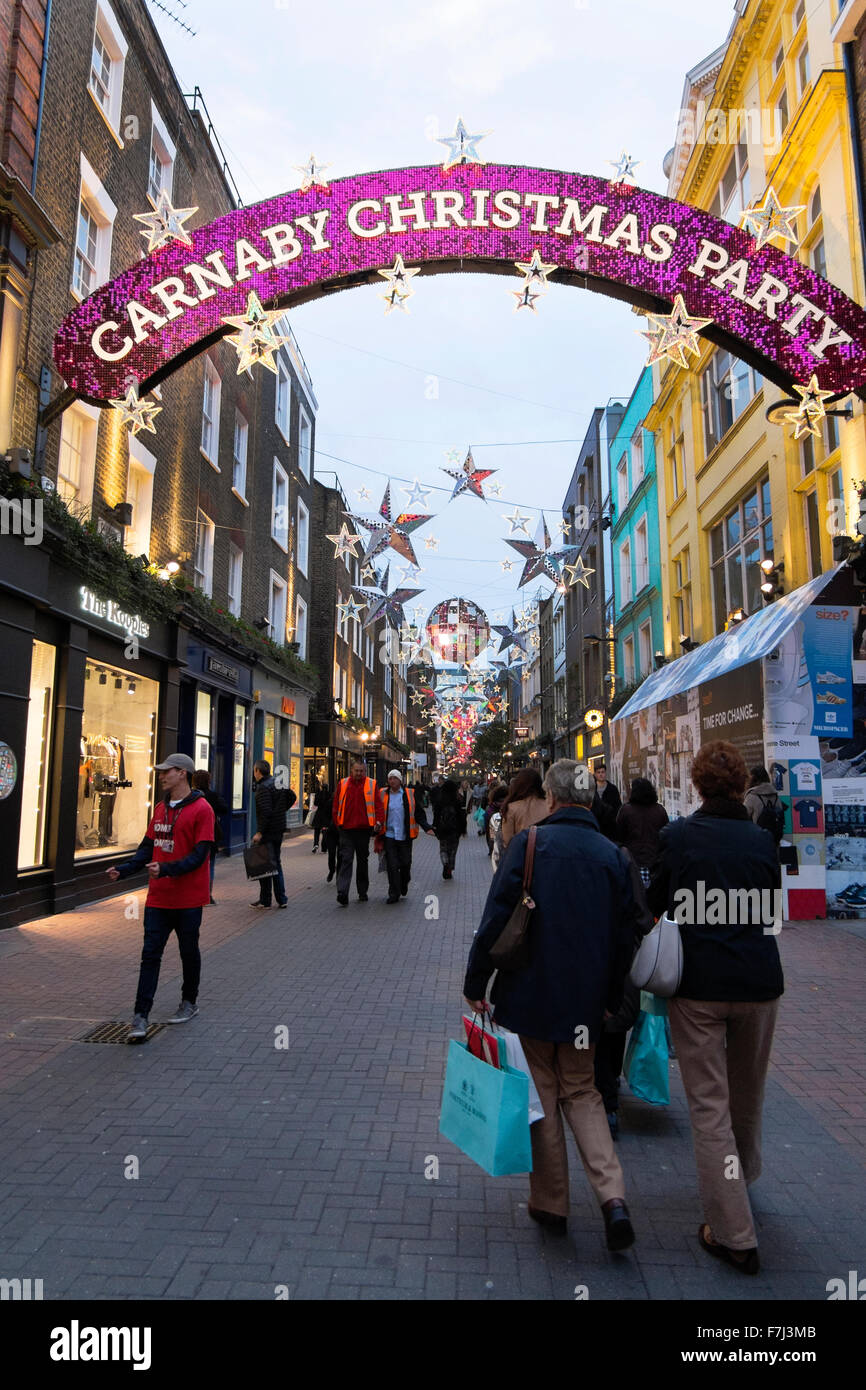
<box><xmin>54</xmin><ymin>164</ymin><xmax>866</xmax><ymax>403</ymax></box>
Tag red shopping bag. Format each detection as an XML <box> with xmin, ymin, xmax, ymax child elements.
<box><xmin>462</xmin><ymin>1014</ymin><xmax>501</xmax><ymax>1068</ymax></box>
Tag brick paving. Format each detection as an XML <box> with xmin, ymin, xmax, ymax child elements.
<box><xmin>0</xmin><ymin>826</ymin><xmax>863</xmax><ymax>1302</ymax></box>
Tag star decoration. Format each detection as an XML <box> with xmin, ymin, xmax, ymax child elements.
<box><xmin>640</xmin><ymin>294</ymin><xmax>713</xmax><ymax>371</ymax></box>
<box><xmin>442</xmin><ymin>447</ymin><xmax>496</xmax><ymax>501</ymax></box>
<box><xmin>377</xmin><ymin>255</ymin><xmax>420</xmax><ymax>307</ymax></box>
<box><xmin>352</xmin><ymin>563</ymin><xmax>423</xmax><ymax>630</ymax></box>
<box><xmin>221</xmin><ymin>291</ymin><xmax>289</xmax><ymax>375</ymax></box>
<box><xmin>739</xmin><ymin>186</ymin><xmax>804</xmax><ymax>250</ymax></box>
<box><xmin>345</xmin><ymin>482</ymin><xmax>433</xmax><ymax>566</ymax></box>
<box><xmin>397</xmin><ymin>563</ymin><xmax>424</xmax><ymax>585</ymax></box>
<box><xmin>356</xmin><ymin>486</ymin><xmax>371</xmax><ymax>502</ymax></box>
<box><xmin>402</xmin><ymin>477</ymin><xmax>432</xmax><ymax>507</ymax></box>
<box><xmin>789</xmin><ymin>374</ymin><xmax>835</xmax><ymax>417</ymax></box>
<box><xmin>437</xmin><ymin>116</ymin><xmax>491</xmax><ymax>172</ymax></box>
<box><xmin>424</xmin><ymin>536</ymin><xmax>440</xmax><ymax>551</ymax></box>
<box><xmin>361</xmin><ymin>563</ymin><xmax>378</xmax><ymax>584</ymax></box>
<box><xmin>512</xmin><ymin>284</ymin><xmax>542</xmax><ymax>313</ymax></box>
<box><xmin>505</xmin><ymin>516</ymin><xmax>576</xmax><ymax>587</ymax></box>
<box><xmin>563</xmin><ymin>555</ymin><xmax>595</xmax><ymax>589</ymax></box>
<box><xmin>293</xmin><ymin>154</ymin><xmax>330</xmax><ymax>192</ymax></box>
<box><xmin>491</xmin><ymin>610</ymin><xmax>528</xmax><ymax>655</ymax></box>
<box><xmin>514</xmin><ymin>249</ymin><xmax>557</xmax><ymax>293</ymax></box>
<box><xmin>487</xmin><ymin>481</ymin><xmax>503</xmax><ymax>498</ymax></box>
<box><xmin>326</xmin><ymin>524</ymin><xmax>362</xmax><ymax>561</ymax></box>
<box><xmin>503</xmin><ymin>507</ymin><xmax>532</xmax><ymax>536</ymax></box>
<box><xmin>133</xmin><ymin>187</ymin><xmax>198</xmax><ymax>253</ymax></box>
<box><xmin>336</xmin><ymin>595</ymin><xmax>366</xmax><ymax>624</ymax></box>
<box><xmin>109</xmin><ymin>382</ymin><xmax>162</xmax><ymax>436</ymax></box>
<box><xmin>500</xmin><ymin>558</ymin><xmax>514</xmax><ymax>572</ymax></box>
<box><xmin>608</xmin><ymin>151</ymin><xmax>641</xmax><ymax>185</ymax></box>
<box><xmin>382</xmin><ymin>286</ymin><xmax>411</xmax><ymax>315</ymax></box>
<box><xmin>558</xmin><ymin>518</ymin><xmax>571</xmax><ymax>537</ymax></box>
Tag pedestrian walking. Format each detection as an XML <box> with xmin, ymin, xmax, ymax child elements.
<box><xmin>463</xmin><ymin>759</ymin><xmax>637</xmax><ymax>1248</ymax></box>
<box><xmin>647</xmin><ymin>740</ymin><xmax>783</xmax><ymax>1275</ymax></box>
<box><xmin>615</xmin><ymin>777</ymin><xmax>669</xmax><ymax>886</ymax></box>
<box><xmin>191</xmin><ymin>768</ymin><xmax>228</xmax><ymax>903</ymax></box>
<box><xmin>106</xmin><ymin>752</ymin><xmax>214</xmax><ymax>1041</ymax></box>
<box><xmin>500</xmin><ymin>768</ymin><xmax>549</xmax><ymax>851</ymax></box>
<box><xmin>332</xmin><ymin>758</ymin><xmax>384</xmax><ymax>906</ymax></box>
<box><xmin>433</xmin><ymin>778</ymin><xmax>468</xmax><ymax>879</ymax></box>
<box><xmin>592</xmin><ymin>763</ymin><xmax>621</xmax><ymax>841</ymax></box>
<box><xmin>471</xmin><ymin>780</ymin><xmax>484</xmax><ymax>808</ymax></box>
<box><xmin>483</xmin><ymin>782</ymin><xmax>508</xmax><ymax>855</ymax></box>
<box><xmin>251</xmin><ymin>760</ymin><xmax>296</xmax><ymax>909</ymax></box>
<box><xmin>375</xmin><ymin>769</ymin><xmax>435</xmax><ymax>903</ymax></box>
<box><xmin>312</xmin><ymin>784</ymin><xmax>337</xmax><ymax>880</ymax></box>
<box><xmin>743</xmin><ymin>766</ymin><xmax>785</xmax><ymax>843</ymax></box>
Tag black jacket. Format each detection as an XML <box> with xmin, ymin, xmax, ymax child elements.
<box><xmin>201</xmin><ymin>788</ymin><xmax>228</xmax><ymax>846</ymax></box>
<box><xmin>433</xmin><ymin>796</ymin><xmax>467</xmax><ymax>838</ymax></box>
<box><xmin>464</xmin><ymin>806</ymin><xmax>636</xmax><ymax>1043</ymax></box>
<box><xmin>254</xmin><ymin>776</ymin><xmax>297</xmax><ymax>839</ymax></box>
<box><xmin>616</xmin><ymin>800</ymin><xmax>669</xmax><ymax>868</ymax></box>
<box><xmin>647</xmin><ymin>800</ymin><xmax>784</xmax><ymax>1002</ymax></box>
<box><xmin>312</xmin><ymin>787</ymin><xmax>333</xmax><ymax>830</ymax></box>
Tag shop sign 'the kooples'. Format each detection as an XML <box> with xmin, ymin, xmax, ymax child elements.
<box><xmin>79</xmin><ymin>586</ymin><xmax>150</xmax><ymax>639</ymax></box>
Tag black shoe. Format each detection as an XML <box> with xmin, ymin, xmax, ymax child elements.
<box><xmin>443</xmin><ymin>867</ymin><xmax>452</xmax><ymax>879</ymax></box>
<box><xmin>250</xmin><ymin>900</ymin><xmax>267</xmax><ymax>908</ymax></box>
<box><xmin>311</xmin><ymin>846</ymin><xmax>318</xmax><ymax>853</ymax></box>
<box><xmin>358</xmin><ymin>893</ymin><xmax>368</xmax><ymax>902</ymax></box>
<box><xmin>528</xmin><ymin>1205</ymin><xmax>567</xmax><ymax>1235</ymax></box>
<box><xmin>607</xmin><ymin>1111</ymin><xmax>619</xmax><ymax>1141</ymax></box>
<box><xmin>327</xmin><ymin>870</ymin><xmax>335</xmax><ymax>882</ymax></box>
<box><xmin>400</xmin><ymin>888</ymin><xmax>408</xmax><ymax>897</ymax></box>
<box><xmin>602</xmin><ymin>1199</ymin><xmax>634</xmax><ymax>1252</ymax></box>
<box><xmin>386</xmin><ymin>895</ymin><xmax>399</xmax><ymax>904</ymax></box>
<box><xmin>698</xmin><ymin>1224</ymin><xmax>759</xmax><ymax>1274</ymax></box>
<box><xmin>277</xmin><ymin>901</ymin><xmax>288</xmax><ymax>909</ymax></box>
<box><xmin>337</xmin><ymin>894</ymin><xmax>348</xmax><ymax>907</ymax></box>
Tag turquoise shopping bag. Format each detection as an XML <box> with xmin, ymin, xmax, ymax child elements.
<box><xmin>439</xmin><ymin>1039</ymin><xmax>532</xmax><ymax>1176</ymax></box>
<box><xmin>623</xmin><ymin>1007</ymin><xmax>670</xmax><ymax>1106</ymax></box>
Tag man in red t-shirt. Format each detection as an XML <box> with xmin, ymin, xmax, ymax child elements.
<box><xmin>107</xmin><ymin>752</ymin><xmax>214</xmax><ymax>1041</ymax></box>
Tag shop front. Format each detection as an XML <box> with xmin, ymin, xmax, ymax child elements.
<box><xmin>252</xmin><ymin>666</ymin><xmax>311</xmax><ymax>829</ymax></box>
<box><xmin>178</xmin><ymin>636</ymin><xmax>254</xmax><ymax>854</ymax></box>
<box><xmin>304</xmin><ymin>717</ymin><xmax>371</xmax><ymax>808</ymax></box>
<box><xmin>0</xmin><ymin>536</ymin><xmax>182</xmax><ymax>927</ymax></box>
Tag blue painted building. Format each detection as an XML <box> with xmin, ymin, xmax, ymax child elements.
<box><xmin>610</xmin><ymin>368</ymin><xmax>664</xmax><ymax>699</ymax></box>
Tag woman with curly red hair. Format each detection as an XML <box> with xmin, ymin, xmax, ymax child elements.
<box><xmin>647</xmin><ymin>740</ymin><xmax>783</xmax><ymax>1276</ymax></box>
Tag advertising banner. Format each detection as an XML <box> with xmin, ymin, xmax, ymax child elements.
<box><xmin>801</xmin><ymin>604</ymin><xmax>856</xmax><ymax>738</ymax></box>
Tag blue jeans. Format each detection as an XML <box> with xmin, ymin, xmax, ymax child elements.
<box><xmin>134</xmin><ymin>906</ymin><xmax>202</xmax><ymax>1017</ymax></box>
<box><xmin>257</xmin><ymin>838</ymin><xmax>287</xmax><ymax>906</ymax></box>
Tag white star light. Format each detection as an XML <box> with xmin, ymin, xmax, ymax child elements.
<box><xmin>739</xmin><ymin>186</ymin><xmax>804</xmax><ymax>251</ymax></box>
<box><xmin>513</xmin><ymin>249</ymin><xmax>557</xmax><ymax>292</ymax></box>
<box><xmin>563</xmin><ymin>556</ymin><xmax>595</xmax><ymax>589</ymax></box>
<box><xmin>293</xmin><ymin>154</ymin><xmax>330</xmax><ymax>192</ymax></box>
<box><xmin>221</xmin><ymin>291</ymin><xmax>289</xmax><ymax>375</ymax></box>
<box><xmin>500</xmin><ymin>558</ymin><xmax>514</xmax><ymax>572</ymax></box>
<box><xmin>133</xmin><ymin>188</ymin><xmax>198</xmax><ymax>253</ymax></box>
<box><xmin>402</xmin><ymin>478</ymin><xmax>432</xmax><ymax>507</ymax></box>
<box><xmin>326</xmin><ymin>524</ymin><xmax>362</xmax><ymax>561</ymax></box>
<box><xmin>437</xmin><ymin>116</ymin><xmax>491</xmax><ymax>171</ymax></box>
<box><xmin>424</xmin><ymin>536</ymin><xmax>439</xmax><ymax>551</ymax></box>
<box><xmin>512</xmin><ymin>284</ymin><xmax>542</xmax><ymax>313</ymax></box>
<box><xmin>382</xmin><ymin>286</ymin><xmax>411</xmax><ymax>315</ymax></box>
<box><xmin>356</xmin><ymin>486</ymin><xmax>371</xmax><ymax>502</ymax></box>
<box><xmin>640</xmin><ymin>294</ymin><xmax>713</xmax><ymax>371</ymax></box>
<box><xmin>109</xmin><ymin>382</ymin><xmax>162</xmax><ymax>436</ymax></box>
<box><xmin>487</xmin><ymin>481</ymin><xmax>503</xmax><ymax>497</ymax></box>
<box><xmin>377</xmin><ymin>255</ymin><xmax>420</xmax><ymax>307</ymax></box>
<box><xmin>337</xmin><ymin>595</ymin><xmax>366</xmax><ymax>624</ymax></box>
<box><xmin>503</xmin><ymin>508</ymin><xmax>532</xmax><ymax>536</ymax></box>
<box><xmin>608</xmin><ymin>151</ymin><xmax>641</xmax><ymax>185</ymax></box>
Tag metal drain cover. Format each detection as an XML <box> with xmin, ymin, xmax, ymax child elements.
<box><xmin>79</xmin><ymin>1021</ymin><xmax>164</xmax><ymax>1044</ymax></box>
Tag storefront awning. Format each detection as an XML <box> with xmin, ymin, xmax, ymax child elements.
<box><xmin>613</xmin><ymin>567</ymin><xmax>845</xmax><ymax>722</ymax></box>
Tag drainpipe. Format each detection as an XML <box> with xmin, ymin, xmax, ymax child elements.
<box><xmin>843</xmin><ymin>41</ymin><xmax>866</xmax><ymax>298</ymax></box>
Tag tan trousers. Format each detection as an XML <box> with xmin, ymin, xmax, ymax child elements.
<box><xmin>520</xmin><ymin>1037</ymin><xmax>626</xmax><ymax>1215</ymax></box>
<box><xmin>670</xmin><ymin>997</ymin><xmax>779</xmax><ymax>1251</ymax></box>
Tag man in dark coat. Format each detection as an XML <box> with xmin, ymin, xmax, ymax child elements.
<box><xmin>591</xmin><ymin>763</ymin><xmax>621</xmax><ymax>841</ymax></box>
<box><xmin>251</xmin><ymin>759</ymin><xmax>296</xmax><ymax>908</ymax></box>
<box><xmin>463</xmin><ymin>759</ymin><xmax>636</xmax><ymax>1250</ymax></box>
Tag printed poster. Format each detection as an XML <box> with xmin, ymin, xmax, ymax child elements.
<box><xmin>801</xmin><ymin>604</ymin><xmax>856</xmax><ymax>738</ymax></box>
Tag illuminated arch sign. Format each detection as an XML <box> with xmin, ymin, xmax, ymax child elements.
<box><xmin>54</xmin><ymin>164</ymin><xmax>866</xmax><ymax>403</ymax></box>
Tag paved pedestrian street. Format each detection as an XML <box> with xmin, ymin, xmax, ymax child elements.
<box><xmin>0</xmin><ymin>828</ymin><xmax>863</xmax><ymax>1303</ymax></box>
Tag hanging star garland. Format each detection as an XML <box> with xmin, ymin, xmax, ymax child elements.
<box><xmin>293</xmin><ymin>154</ymin><xmax>330</xmax><ymax>192</ymax></box>
<box><xmin>377</xmin><ymin>255</ymin><xmax>420</xmax><ymax>309</ymax></box>
<box><xmin>608</xmin><ymin>151</ymin><xmax>641</xmax><ymax>185</ymax></box>
<box><xmin>514</xmin><ymin>248</ymin><xmax>558</xmax><ymax>293</ymax></box>
<box><xmin>512</xmin><ymin>284</ymin><xmax>542</xmax><ymax>313</ymax></box>
<box><xmin>558</xmin><ymin>518</ymin><xmax>572</xmax><ymax>537</ymax></box>
<box><xmin>640</xmin><ymin>294</ymin><xmax>713</xmax><ymax>371</ymax></box>
<box><xmin>442</xmin><ymin>447</ymin><xmax>496</xmax><ymax>501</ymax></box>
<box><xmin>503</xmin><ymin>507</ymin><xmax>532</xmax><ymax>536</ymax></box>
<box><xmin>133</xmin><ymin>187</ymin><xmax>198</xmax><ymax>253</ymax></box>
<box><xmin>382</xmin><ymin>286</ymin><xmax>411</xmax><ymax>315</ymax></box>
<box><xmin>336</xmin><ymin>594</ymin><xmax>367</xmax><ymax>625</ymax></box>
<box><xmin>109</xmin><ymin>382</ymin><xmax>162</xmax><ymax>436</ymax></box>
<box><xmin>491</xmin><ymin>609</ymin><xmax>528</xmax><ymax>655</ymax></box>
<box><xmin>437</xmin><ymin>116</ymin><xmax>491</xmax><ymax>171</ymax></box>
<box><xmin>352</xmin><ymin>562</ymin><xmax>424</xmax><ymax>630</ymax></box>
<box><xmin>563</xmin><ymin>555</ymin><xmax>596</xmax><ymax>589</ymax></box>
<box><xmin>504</xmin><ymin>516</ymin><xmax>576</xmax><ymax>587</ymax></box>
<box><xmin>326</xmin><ymin>524</ymin><xmax>363</xmax><ymax>561</ymax></box>
<box><xmin>345</xmin><ymin>482</ymin><xmax>433</xmax><ymax>566</ymax></box>
<box><xmin>402</xmin><ymin>477</ymin><xmax>432</xmax><ymax>507</ymax></box>
<box><xmin>424</xmin><ymin>536</ymin><xmax>440</xmax><ymax>551</ymax></box>
<box><xmin>356</xmin><ymin>486</ymin><xmax>371</xmax><ymax>502</ymax></box>
<box><xmin>739</xmin><ymin>186</ymin><xmax>804</xmax><ymax>250</ymax></box>
<box><xmin>500</xmin><ymin>558</ymin><xmax>514</xmax><ymax>572</ymax></box>
<box><xmin>221</xmin><ymin>291</ymin><xmax>289</xmax><ymax>375</ymax></box>
<box><xmin>487</xmin><ymin>481</ymin><xmax>503</xmax><ymax>498</ymax></box>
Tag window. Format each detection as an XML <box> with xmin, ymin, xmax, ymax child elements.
<box><xmin>351</xmin><ymin>678</ymin><xmax>358</xmax><ymax>714</ymax></box>
<box><xmin>353</xmin><ymin>605</ymin><xmax>361</xmax><ymax>655</ymax></box>
<box><xmin>793</xmin><ymin>0</ymin><xmax>806</xmax><ymax>27</ymax></box>
<box><xmin>147</xmin><ymin>102</ymin><xmax>175</xmax><ymax>202</ymax></box>
<box><xmin>268</xmin><ymin>571</ymin><xmax>288</xmax><ymax>643</ymax></box>
<box><xmin>195</xmin><ymin>690</ymin><xmax>212</xmax><ymax>768</ymax></box>
<box><xmin>701</xmin><ymin>349</ymin><xmax>760</xmax><ymax>454</ymax></box>
<box><xmin>18</xmin><ymin>640</ymin><xmax>56</xmax><ymax>869</ymax></box>
<box><xmin>88</xmin><ymin>1</ymin><xmax>127</xmax><ymax>137</ymax></box>
<box><xmin>635</xmin><ymin>519</ymin><xmax>649</xmax><ymax>591</ymax></box>
<box><xmin>805</xmin><ymin>186</ymin><xmax>826</xmax><ymax>280</ymax></box>
<box><xmin>276</xmin><ymin>358</ymin><xmax>291</xmax><ymax>440</ymax></box>
<box><xmin>631</xmin><ymin>429</ymin><xmax>644</xmax><ymax>485</ymax></box>
<box><xmin>296</xmin><ymin>497</ymin><xmax>309</xmax><ymax>575</ymax></box>
<box><xmin>232</xmin><ymin>411</ymin><xmax>248</xmax><ymax>498</ymax></box>
<box><xmin>673</xmin><ymin>550</ymin><xmax>693</xmax><ymax>640</ymax></box>
<box><xmin>295</xmin><ymin>595</ymin><xmax>308</xmax><ymax>660</ymax></box>
<box><xmin>620</xmin><ymin>539</ymin><xmax>632</xmax><ymax>605</ymax></box>
<box><xmin>638</xmin><ymin>621</ymin><xmax>652</xmax><ymax>677</ymax></box>
<box><xmin>617</xmin><ymin>458</ymin><xmax>628</xmax><ymax>512</ymax></box>
<box><xmin>710</xmin><ymin>476</ymin><xmax>773</xmax><ymax>630</ymax></box>
<box><xmin>623</xmin><ymin>635</ymin><xmax>635</xmax><ymax>686</ymax></box>
<box><xmin>233</xmin><ymin>703</ymin><xmax>247</xmax><ymax>810</ymax></box>
<box><xmin>194</xmin><ymin>509</ymin><xmax>214</xmax><ymax>596</ymax></box>
<box><xmin>272</xmin><ymin>459</ymin><xmax>289</xmax><ymax>550</ymax></box>
<box><xmin>57</xmin><ymin>401</ymin><xmax>98</xmax><ymax>513</ymax></box>
<box><xmin>803</xmin><ymin>490</ymin><xmax>823</xmax><ymax>579</ymax></box>
<box><xmin>666</xmin><ymin>416</ymin><xmax>686</xmax><ymax>499</ymax></box>
<box><xmin>200</xmin><ymin>358</ymin><xmax>221</xmax><ymax>463</ymax></box>
<box><xmin>228</xmin><ymin>544</ymin><xmax>243</xmax><ymax>617</ymax></box>
<box><xmin>298</xmin><ymin>407</ymin><xmax>312</xmax><ymax>480</ymax></box>
<box><xmin>795</xmin><ymin>44</ymin><xmax>810</xmax><ymax>100</ymax></box>
<box><xmin>125</xmin><ymin>434</ymin><xmax>156</xmax><ymax>560</ymax></box>
<box><xmin>72</xmin><ymin>155</ymin><xmax>117</xmax><ymax>297</ymax></box>
<box><xmin>709</xmin><ymin>136</ymin><xmax>749</xmax><ymax>223</ymax></box>
<box><xmin>366</xmin><ymin>632</ymin><xmax>374</xmax><ymax>670</ymax></box>
<box><xmin>76</xmin><ymin>660</ymin><xmax>158</xmax><ymax>860</ymax></box>
<box><xmin>385</xmin><ymin>660</ymin><xmax>393</xmax><ymax>696</ymax></box>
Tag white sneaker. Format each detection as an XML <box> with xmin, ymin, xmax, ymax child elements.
<box><xmin>127</xmin><ymin>1014</ymin><xmax>148</xmax><ymax>1042</ymax></box>
<box><xmin>166</xmin><ymin>1001</ymin><xmax>199</xmax><ymax>1024</ymax></box>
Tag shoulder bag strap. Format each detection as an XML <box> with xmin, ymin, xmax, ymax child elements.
<box><xmin>523</xmin><ymin>825</ymin><xmax>538</xmax><ymax>891</ymax></box>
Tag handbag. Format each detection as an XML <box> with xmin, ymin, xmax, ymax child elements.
<box><xmin>243</xmin><ymin>841</ymin><xmax>278</xmax><ymax>880</ymax></box>
<box><xmin>439</xmin><ymin>1037</ymin><xmax>532</xmax><ymax>1176</ymax></box>
<box><xmin>488</xmin><ymin>825</ymin><xmax>537</xmax><ymax>971</ymax></box>
<box><xmin>629</xmin><ymin>911</ymin><xmax>682</xmax><ymax>997</ymax></box>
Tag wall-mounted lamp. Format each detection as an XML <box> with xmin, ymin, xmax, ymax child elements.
<box><xmin>679</xmin><ymin>634</ymin><xmax>700</xmax><ymax>653</ymax></box>
<box><xmin>654</xmin><ymin>650</ymin><xmax>668</xmax><ymax>669</ymax></box>
<box><xmin>759</xmin><ymin>557</ymin><xmax>784</xmax><ymax>601</ymax></box>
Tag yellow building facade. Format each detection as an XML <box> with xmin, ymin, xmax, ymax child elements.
<box><xmin>647</xmin><ymin>0</ymin><xmax>866</xmax><ymax>654</ymax></box>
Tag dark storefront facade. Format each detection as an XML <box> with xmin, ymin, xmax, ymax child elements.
<box><xmin>178</xmin><ymin>635</ymin><xmax>255</xmax><ymax>854</ymax></box>
<box><xmin>252</xmin><ymin>665</ymin><xmax>311</xmax><ymax>828</ymax></box>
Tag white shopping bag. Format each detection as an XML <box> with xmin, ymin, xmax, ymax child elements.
<box><xmin>492</xmin><ymin>1025</ymin><xmax>545</xmax><ymax>1124</ymax></box>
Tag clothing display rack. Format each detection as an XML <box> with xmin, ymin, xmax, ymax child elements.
<box><xmin>78</xmin><ymin>734</ymin><xmax>132</xmax><ymax>849</ymax></box>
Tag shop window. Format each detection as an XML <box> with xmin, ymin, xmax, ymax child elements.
<box><xmin>228</xmin><ymin>543</ymin><xmax>243</xmax><ymax>617</ymax></box>
<box><xmin>88</xmin><ymin>1</ymin><xmax>127</xmax><ymax>138</ymax></box>
<box><xmin>272</xmin><ymin>460</ymin><xmax>289</xmax><ymax>550</ymax></box>
<box><xmin>125</xmin><ymin>433</ymin><xmax>156</xmax><ymax>560</ymax></box>
<box><xmin>200</xmin><ymin>358</ymin><xmax>221</xmax><ymax>464</ymax></box>
<box><xmin>57</xmin><ymin>401</ymin><xmax>99</xmax><ymax>515</ymax></box>
<box><xmin>18</xmin><ymin>641</ymin><xmax>56</xmax><ymax>869</ymax></box>
<box><xmin>263</xmin><ymin>713</ymin><xmax>277</xmax><ymax>773</ymax></box>
<box><xmin>296</xmin><ymin>497</ymin><xmax>309</xmax><ymax>575</ymax></box>
<box><xmin>232</xmin><ymin>411</ymin><xmax>248</xmax><ymax>498</ymax></box>
<box><xmin>298</xmin><ymin>407</ymin><xmax>312</xmax><ymax>480</ymax></box>
<box><xmin>72</xmin><ymin>155</ymin><xmax>117</xmax><ymax>298</ymax></box>
<box><xmin>194</xmin><ymin>510</ymin><xmax>214</xmax><ymax>596</ymax></box>
<box><xmin>233</xmin><ymin>703</ymin><xmax>246</xmax><ymax>810</ymax></box>
<box><xmin>76</xmin><ymin>659</ymin><xmax>157</xmax><ymax>859</ymax></box>
<box><xmin>148</xmin><ymin>101</ymin><xmax>175</xmax><ymax>202</ymax></box>
<box><xmin>195</xmin><ymin>690</ymin><xmax>212</xmax><ymax>768</ymax></box>
<box><xmin>709</xmin><ymin>475</ymin><xmax>773</xmax><ymax>630</ymax></box>
<box><xmin>276</xmin><ymin>358</ymin><xmax>291</xmax><ymax>440</ymax></box>
<box><xmin>268</xmin><ymin>571</ymin><xmax>287</xmax><ymax>643</ymax></box>
<box><xmin>295</xmin><ymin>594</ymin><xmax>308</xmax><ymax>659</ymax></box>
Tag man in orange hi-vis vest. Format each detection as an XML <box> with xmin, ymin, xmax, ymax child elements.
<box><xmin>332</xmin><ymin>759</ymin><xmax>385</xmax><ymax>906</ymax></box>
<box><xmin>375</xmin><ymin>769</ymin><xmax>435</xmax><ymax>904</ymax></box>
